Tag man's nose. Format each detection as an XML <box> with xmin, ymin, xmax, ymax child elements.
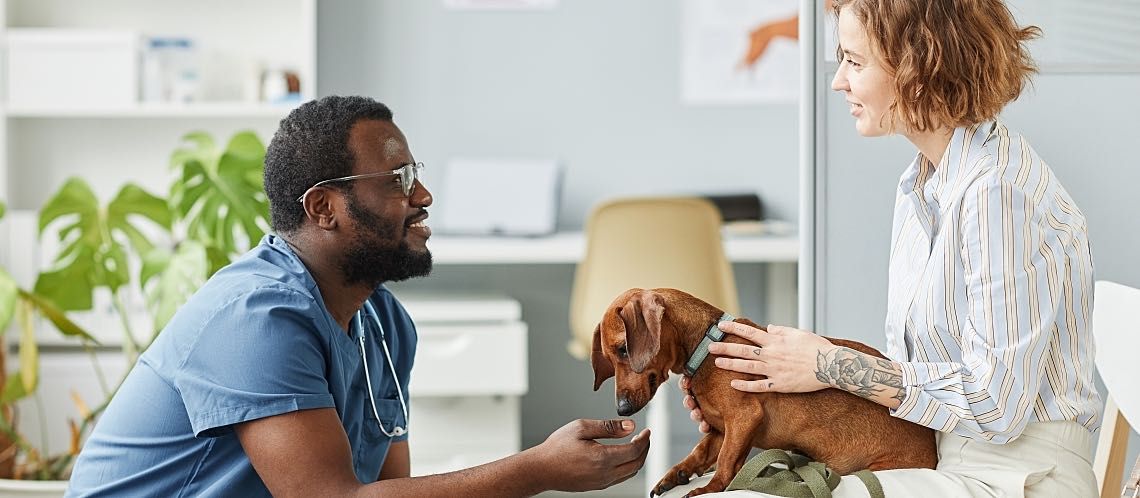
<box><xmin>412</xmin><ymin>179</ymin><xmax>432</xmax><ymax>207</ymax></box>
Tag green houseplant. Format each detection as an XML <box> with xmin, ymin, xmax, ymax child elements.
<box><xmin>0</xmin><ymin>130</ymin><xmax>270</xmax><ymax>482</ymax></box>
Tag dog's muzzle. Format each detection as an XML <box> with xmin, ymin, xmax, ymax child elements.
<box><xmin>617</xmin><ymin>397</ymin><xmax>636</xmax><ymax>416</ymax></box>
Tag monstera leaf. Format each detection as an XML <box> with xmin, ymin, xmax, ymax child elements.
<box><xmin>0</xmin><ymin>200</ymin><xmax>96</xmax><ymax>405</ymax></box>
<box><xmin>140</xmin><ymin>241</ymin><xmax>208</xmax><ymax>336</ymax></box>
<box><xmin>34</xmin><ymin>179</ymin><xmax>172</xmax><ymax>311</ymax></box>
<box><xmin>169</xmin><ymin>131</ymin><xmax>269</xmax><ymax>259</ymax></box>
<box><xmin>0</xmin><ymin>201</ymin><xmax>13</xmax><ymax>332</ymax></box>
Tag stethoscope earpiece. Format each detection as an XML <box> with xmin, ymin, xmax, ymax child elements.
<box><xmin>356</xmin><ymin>301</ymin><xmax>410</xmax><ymax>439</ymax></box>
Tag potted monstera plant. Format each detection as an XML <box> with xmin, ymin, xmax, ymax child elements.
<box><xmin>0</xmin><ymin>130</ymin><xmax>269</xmax><ymax>494</ymax></box>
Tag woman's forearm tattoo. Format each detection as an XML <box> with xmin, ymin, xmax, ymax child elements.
<box><xmin>815</xmin><ymin>347</ymin><xmax>906</xmax><ymax>404</ymax></box>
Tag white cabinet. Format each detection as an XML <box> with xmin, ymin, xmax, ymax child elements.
<box><xmin>0</xmin><ymin>0</ymin><xmax>317</xmax><ymax>209</ymax></box>
<box><xmin>398</xmin><ymin>294</ymin><xmax>529</xmax><ymax>477</ymax></box>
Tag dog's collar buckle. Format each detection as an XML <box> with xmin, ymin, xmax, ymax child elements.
<box><xmin>684</xmin><ymin>312</ymin><xmax>735</xmax><ymax>377</ymax></box>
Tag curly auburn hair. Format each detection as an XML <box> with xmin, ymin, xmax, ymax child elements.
<box><xmin>831</xmin><ymin>0</ymin><xmax>1041</xmax><ymax>132</ymax></box>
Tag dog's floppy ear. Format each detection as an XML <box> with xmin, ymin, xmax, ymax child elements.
<box><xmin>590</xmin><ymin>323</ymin><xmax>614</xmax><ymax>391</ymax></box>
<box><xmin>624</xmin><ymin>290</ymin><xmax>664</xmax><ymax>373</ymax></box>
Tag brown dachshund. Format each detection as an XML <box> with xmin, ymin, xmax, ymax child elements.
<box><xmin>590</xmin><ymin>288</ymin><xmax>937</xmax><ymax>496</ymax></box>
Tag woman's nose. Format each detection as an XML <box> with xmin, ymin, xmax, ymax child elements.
<box><xmin>831</xmin><ymin>66</ymin><xmax>848</xmax><ymax>92</ymax></box>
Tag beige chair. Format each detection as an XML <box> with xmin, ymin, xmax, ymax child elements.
<box><xmin>568</xmin><ymin>196</ymin><xmax>739</xmax><ymax>359</ymax></box>
<box><xmin>1092</xmin><ymin>280</ymin><xmax>1140</xmax><ymax>498</ymax></box>
<box><xmin>568</xmin><ymin>196</ymin><xmax>739</xmax><ymax>495</ymax></box>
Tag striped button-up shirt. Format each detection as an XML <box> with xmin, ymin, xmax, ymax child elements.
<box><xmin>885</xmin><ymin>121</ymin><xmax>1101</xmax><ymax>443</ymax></box>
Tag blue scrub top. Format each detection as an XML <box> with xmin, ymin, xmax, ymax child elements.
<box><xmin>66</xmin><ymin>235</ymin><xmax>417</xmax><ymax>497</ymax></box>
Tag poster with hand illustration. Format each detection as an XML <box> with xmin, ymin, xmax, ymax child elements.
<box><xmin>681</xmin><ymin>0</ymin><xmax>800</xmax><ymax>105</ymax></box>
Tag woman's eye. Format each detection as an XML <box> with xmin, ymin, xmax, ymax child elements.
<box><xmin>617</xmin><ymin>344</ymin><xmax>629</xmax><ymax>358</ymax></box>
<box><xmin>846</xmin><ymin>59</ymin><xmax>862</xmax><ymax>69</ymax></box>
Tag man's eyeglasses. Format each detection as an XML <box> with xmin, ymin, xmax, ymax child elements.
<box><xmin>297</xmin><ymin>162</ymin><xmax>425</xmax><ymax>203</ymax></box>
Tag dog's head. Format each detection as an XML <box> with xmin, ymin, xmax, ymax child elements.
<box><xmin>591</xmin><ymin>288</ymin><xmax>673</xmax><ymax>416</ymax></box>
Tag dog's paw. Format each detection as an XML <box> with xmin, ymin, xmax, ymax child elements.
<box><xmin>650</xmin><ymin>468</ymin><xmax>693</xmax><ymax>496</ymax></box>
<box><xmin>682</xmin><ymin>484</ymin><xmax>727</xmax><ymax>497</ymax></box>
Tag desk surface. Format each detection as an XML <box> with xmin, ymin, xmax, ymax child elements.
<box><xmin>426</xmin><ymin>230</ymin><xmax>799</xmax><ymax>264</ymax></box>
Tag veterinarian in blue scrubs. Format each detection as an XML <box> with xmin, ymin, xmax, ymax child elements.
<box><xmin>682</xmin><ymin>1</ymin><xmax>1101</xmax><ymax>497</ymax></box>
<box><xmin>67</xmin><ymin>96</ymin><xmax>650</xmax><ymax>497</ymax></box>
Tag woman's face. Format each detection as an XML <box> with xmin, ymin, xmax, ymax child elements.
<box><xmin>831</xmin><ymin>7</ymin><xmax>896</xmax><ymax>137</ymax></box>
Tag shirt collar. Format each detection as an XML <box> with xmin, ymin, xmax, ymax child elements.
<box><xmin>898</xmin><ymin>121</ymin><xmax>1000</xmax><ymax>204</ymax></box>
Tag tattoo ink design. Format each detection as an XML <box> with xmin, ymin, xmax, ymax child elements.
<box><xmin>753</xmin><ymin>348</ymin><xmax>762</xmax><ymax>357</ymax></box>
<box><xmin>815</xmin><ymin>348</ymin><xmax>906</xmax><ymax>403</ymax></box>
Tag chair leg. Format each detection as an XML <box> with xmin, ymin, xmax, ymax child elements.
<box><xmin>645</xmin><ymin>381</ymin><xmax>672</xmax><ymax>496</ymax></box>
<box><xmin>1095</xmin><ymin>395</ymin><xmax>1132</xmax><ymax>498</ymax></box>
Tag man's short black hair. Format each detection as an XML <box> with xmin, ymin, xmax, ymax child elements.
<box><xmin>264</xmin><ymin>95</ymin><xmax>394</xmax><ymax>234</ymax></box>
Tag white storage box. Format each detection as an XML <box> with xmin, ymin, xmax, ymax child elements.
<box><xmin>6</xmin><ymin>29</ymin><xmax>140</xmax><ymax>110</ymax></box>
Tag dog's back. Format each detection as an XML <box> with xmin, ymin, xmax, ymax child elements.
<box><xmin>692</xmin><ymin>330</ymin><xmax>938</xmax><ymax>474</ymax></box>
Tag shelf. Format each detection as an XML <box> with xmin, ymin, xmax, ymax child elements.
<box><xmin>426</xmin><ymin>230</ymin><xmax>800</xmax><ymax>265</ymax></box>
<box><xmin>4</xmin><ymin>101</ymin><xmax>303</xmax><ymax>118</ymax></box>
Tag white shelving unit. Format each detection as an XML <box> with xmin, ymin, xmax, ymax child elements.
<box><xmin>0</xmin><ymin>0</ymin><xmax>317</xmax><ymax>209</ymax></box>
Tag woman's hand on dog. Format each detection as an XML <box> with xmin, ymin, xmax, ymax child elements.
<box><xmin>679</xmin><ymin>376</ymin><xmax>712</xmax><ymax>433</ymax></box>
<box><xmin>711</xmin><ymin>322</ymin><xmax>837</xmax><ymax>394</ymax></box>
<box><xmin>682</xmin><ymin>323</ymin><xmax>837</xmax><ymax>431</ymax></box>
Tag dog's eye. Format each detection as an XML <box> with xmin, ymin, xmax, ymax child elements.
<box><xmin>617</xmin><ymin>344</ymin><xmax>629</xmax><ymax>358</ymax></box>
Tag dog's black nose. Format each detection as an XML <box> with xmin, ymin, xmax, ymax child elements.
<box><xmin>617</xmin><ymin>398</ymin><xmax>634</xmax><ymax>416</ymax></box>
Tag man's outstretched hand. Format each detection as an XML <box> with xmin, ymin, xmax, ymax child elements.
<box><xmin>529</xmin><ymin>418</ymin><xmax>651</xmax><ymax>492</ymax></box>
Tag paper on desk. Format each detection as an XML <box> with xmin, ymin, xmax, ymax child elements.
<box><xmin>437</xmin><ymin>158</ymin><xmax>561</xmax><ymax>236</ymax></box>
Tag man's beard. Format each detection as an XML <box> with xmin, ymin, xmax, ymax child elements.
<box><xmin>340</xmin><ymin>196</ymin><xmax>432</xmax><ymax>288</ymax></box>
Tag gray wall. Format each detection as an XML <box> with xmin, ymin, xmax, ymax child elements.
<box><xmin>811</xmin><ymin>4</ymin><xmax>1140</xmax><ymax>489</ymax></box>
<box><xmin>317</xmin><ymin>0</ymin><xmax>800</xmax><ymax>463</ymax></box>
<box><xmin>815</xmin><ymin>73</ymin><xmax>1140</xmax><ymax>347</ymax></box>
<box><xmin>318</xmin><ymin>0</ymin><xmax>800</xmax><ymax>228</ymax></box>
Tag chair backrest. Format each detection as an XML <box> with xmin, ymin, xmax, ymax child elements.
<box><xmin>1092</xmin><ymin>280</ymin><xmax>1140</xmax><ymax>498</ymax></box>
<box><xmin>567</xmin><ymin>196</ymin><xmax>739</xmax><ymax>359</ymax></box>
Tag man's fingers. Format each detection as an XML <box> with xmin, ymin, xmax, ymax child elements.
<box><xmin>604</xmin><ymin>429</ymin><xmax>651</xmax><ymax>463</ymax></box>
<box><xmin>580</xmin><ymin>419</ymin><xmax>635</xmax><ymax>439</ymax></box>
<box><xmin>689</xmin><ymin>407</ymin><xmax>703</xmax><ymax>422</ymax></box>
<box><xmin>606</xmin><ymin>438</ymin><xmax>651</xmax><ymax>487</ymax></box>
<box><xmin>699</xmin><ymin>421</ymin><xmax>710</xmax><ymax>433</ymax></box>
<box><xmin>714</xmin><ymin>357</ymin><xmax>767</xmax><ymax>375</ymax></box>
<box><xmin>678</xmin><ymin>376</ymin><xmax>691</xmax><ymax>391</ymax></box>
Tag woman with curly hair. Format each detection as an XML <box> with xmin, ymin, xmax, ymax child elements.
<box><xmin>682</xmin><ymin>1</ymin><xmax>1100</xmax><ymax>496</ymax></box>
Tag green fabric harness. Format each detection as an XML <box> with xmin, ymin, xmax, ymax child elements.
<box><xmin>682</xmin><ymin>317</ymin><xmax>887</xmax><ymax>498</ymax></box>
<box><xmin>725</xmin><ymin>449</ymin><xmax>885</xmax><ymax>498</ymax></box>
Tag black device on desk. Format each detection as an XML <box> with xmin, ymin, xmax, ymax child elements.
<box><xmin>703</xmin><ymin>193</ymin><xmax>763</xmax><ymax>223</ymax></box>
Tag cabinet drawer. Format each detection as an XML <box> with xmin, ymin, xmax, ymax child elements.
<box><xmin>409</xmin><ymin>323</ymin><xmax>527</xmax><ymax>396</ymax></box>
<box><xmin>407</xmin><ymin>396</ymin><xmax>520</xmax><ymax>452</ymax></box>
<box><xmin>410</xmin><ymin>448</ymin><xmax>517</xmax><ymax>477</ymax></box>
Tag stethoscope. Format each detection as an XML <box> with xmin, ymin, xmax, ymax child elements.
<box><xmin>355</xmin><ymin>300</ymin><xmax>409</xmax><ymax>438</ymax></box>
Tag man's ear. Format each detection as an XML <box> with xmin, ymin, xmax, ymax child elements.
<box><xmin>590</xmin><ymin>323</ymin><xmax>615</xmax><ymax>391</ymax></box>
<box><xmin>624</xmin><ymin>290</ymin><xmax>664</xmax><ymax>373</ymax></box>
<box><xmin>301</xmin><ymin>188</ymin><xmax>341</xmax><ymax>230</ymax></box>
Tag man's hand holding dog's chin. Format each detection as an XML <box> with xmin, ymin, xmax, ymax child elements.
<box><xmin>525</xmin><ymin>418</ymin><xmax>651</xmax><ymax>492</ymax></box>
<box><xmin>708</xmin><ymin>322</ymin><xmax>836</xmax><ymax>394</ymax></box>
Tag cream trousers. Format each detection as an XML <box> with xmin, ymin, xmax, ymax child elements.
<box><xmin>669</xmin><ymin>421</ymin><xmax>1098</xmax><ymax>498</ymax></box>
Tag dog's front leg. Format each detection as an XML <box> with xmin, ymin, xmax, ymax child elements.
<box><xmin>683</xmin><ymin>411</ymin><xmax>763</xmax><ymax>496</ymax></box>
<box><xmin>650</xmin><ymin>431</ymin><xmax>723</xmax><ymax>497</ymax></box>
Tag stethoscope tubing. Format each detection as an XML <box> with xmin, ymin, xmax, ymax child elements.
<box><xmin>356</xmin><ymin>300</ymin><xmax>410</xmax><ymax>438</ymax></box>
